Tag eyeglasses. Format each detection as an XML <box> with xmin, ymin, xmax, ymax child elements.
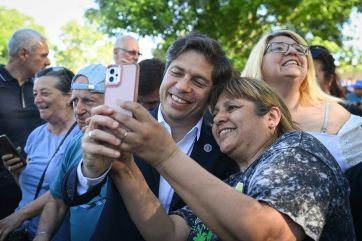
<box><xmin>116</xmin><ymin>48</ymin><xmax>142</xmax><ymax>57</ymax></box>
<box><xmin>265</xmin><ymin>42</ymin><xmax>309</xmax><ymax>56</ymax></box>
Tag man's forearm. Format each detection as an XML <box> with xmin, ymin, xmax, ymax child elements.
<box><xmin>34</xmin><ymin>195</ymin><xmax>68</xmax><ymax>241</ymax></box>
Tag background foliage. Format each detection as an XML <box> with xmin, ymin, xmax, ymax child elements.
<box><xmin>1</xmin><ymin>1</ymin><xmax>362</xmax><ymax>77</ymax></box>
<box><xmin>53</xmin><ymin>20</ymin><xmax>112</xmax><ymax>72</ymax></box>
<box><xmin>86</xmin><ymin>0</ymin><xmax>362</xmax><ymax>71</ymax></box>
<box><xmin>0</xmin><ymin>7</ymin><xmax>45</xmax><ymax>63</ymax></box>
<box><xmin>0</xmin><ymin>7</ymin><xmax>112</xmax><ymax>73</ymax></box>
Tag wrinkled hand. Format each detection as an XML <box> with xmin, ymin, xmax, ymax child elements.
<box><xmin>112</xmin><ymin>102</ymin><xmax>179</xmax><ymax>168</ymax></box>
<box><xmin>0</xmin><ymin>211</ymin><xmax>24</xmax><ymax>241</ymax></box>
<box><xmin>81</xmin><ymin>105</ymin><xmax>122</xmax><ymax>178</ymax></box>
<box><xmin>1</xmin><ymin>147</ymin><xmax>25</xmax><ymax>176</ymax></box>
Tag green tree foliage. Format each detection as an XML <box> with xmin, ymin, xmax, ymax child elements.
<box><xmin>86</xmin><ymin>0</ymin><xmax>360</xmax><ymax>69</ymax></box>
<box><xmin>53</xmin><ymin>20</ymin><xmax>113</xmax><ymax>72</ymax></box>
<box><xmin>0</xmin><ymin>7</ymin><xmax>45</xmax><ymax>63</ymax></box>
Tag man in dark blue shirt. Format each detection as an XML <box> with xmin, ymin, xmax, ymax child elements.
<box><xmin>0</xmin><ymin>28</ymin><xmax>50</xmax><ymax>219</ymax></box>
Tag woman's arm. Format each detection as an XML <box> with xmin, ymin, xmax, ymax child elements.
<box><xmin>113</xmin><ymin>102</ymin><xmax>305</xmax><ymax>241</ymax></box>
<box><xmin>153</xmin><ymin>149</ymin><xmax>305</xmax><ymax>241</ymax></box>
<box><xmin>0</xmin><ymin>191</ymin><xmax>50</xmax><ymax>241</ymax></box>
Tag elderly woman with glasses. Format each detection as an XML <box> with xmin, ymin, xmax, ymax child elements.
<box><xmin>242</xmin><ymin>29</ymin><xmax>362</xmax><ymax>173</ymax></box>
<box><xmin>0</xmin><ymin>67</ymin><xmax>81</xmax><ymax>241</ymax></box>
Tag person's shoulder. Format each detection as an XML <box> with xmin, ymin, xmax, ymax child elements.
<box><xmin>67</xmin><ymin>132</ymin><xmax>83</xmax><ymax>149</ymax></box>
<box><xmin>28</xmin><ymin>123</ymin><xmax>48</xmax><ymax>138</ymax></box>
<box><xmin>0</xmin><ymin>65</ymin><xmax>10</xmax><ymax>83</ymax></box>
<box><xmin>330</xmin><ymin>101</ymin><xmax>350</xmax><ymax>116</ymax></box>
<box><xmin>327</xmin><ymin>101</ymin><xmax>350</xmax><ymax>134</ymax></box>
<box><xmin>273</xmin><ymin>131</ymin><xmax>310</xmax><ymax>146</ymax></box>
<box><xmin>271</xmin><ymin>131</ymin><xmax>330</xmax><ymax>157</ymax></box>
<box><xmin>62</xmin><ymin>132</ymin><xmax>83</xmax><ymax>167</ymax></box>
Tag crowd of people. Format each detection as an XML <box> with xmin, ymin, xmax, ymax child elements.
<box><xmin>0</xmin><ymin>27</ymin><xmax>361</xmax><ymax>241</ymax></box>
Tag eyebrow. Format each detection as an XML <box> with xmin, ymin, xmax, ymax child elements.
<box><xmin>34</xmin><ymin>87</ymin><xmax>51</xmax><ymax>92</ymax></box>
<box><xmin>171</xmin><ymin>65</ymin><xmax>212</xmax><ymax>84</ymax></box>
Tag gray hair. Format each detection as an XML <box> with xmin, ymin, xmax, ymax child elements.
<box><xmin>113</xmin><ymin>34</ymin><xmax>137</xmax><ymax>48</ymax></box>
<box><xmin>7</xmin><ymin>29</ymin><xmax>46</xmax><ymax>57</ymax></box>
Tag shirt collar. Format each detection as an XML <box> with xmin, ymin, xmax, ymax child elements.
<box><xmin>157</xmin><ymin>106</ymin><xmax>203</xmax><ymax>141</ymax></box>
<box><xmin>0</xmin><ymin>65</ymin><xmax>34</xmax><ymax>83</ymax></box>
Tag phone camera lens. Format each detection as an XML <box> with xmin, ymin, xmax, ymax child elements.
<box><xmin>110</xmin><ymin>69</ymin><xmax>115</xmax><ymax>74</ymax></box>
<box><xmin>109</xmin><ymin>76</ymin><xmax>114</xmax><ymax>82</ymax></box>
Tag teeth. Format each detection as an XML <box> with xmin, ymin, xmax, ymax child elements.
<box><xmin>219</xmin><ymin>128</ymin><xmax>233</xmax><ymax>136</ymax></box>
<box><xmin>284</xmin><ymin>60</ymin><xmax>298</xmax><ymax>66</ymax></box>
<box><xmin>171</xmin><ymin>94</ymin><xmax>187</xmax><ymax>104</ymax></box>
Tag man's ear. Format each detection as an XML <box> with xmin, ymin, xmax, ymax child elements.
<box><xmin>267</xmin><ymin>106</ymin><xmax>281</xmax><ymax>130</ymax></box>
<box><xmin>18</xmin><ymin>48</ymin><xmax>28</xmax><ymax>61</ymax></box>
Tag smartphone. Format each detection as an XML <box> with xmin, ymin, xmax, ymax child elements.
<box><xmin>0</xmin><ymin>134</ymin><xmax>26</xmax><ymax>165</ymax></box>
<box><xmin>105</xmin><ymin>64</ymin><xmax>139</xmax><ymax>116</ymax></box>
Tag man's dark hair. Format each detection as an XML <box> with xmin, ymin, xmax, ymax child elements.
<box><xmin>165</xmin><ymin>32</ymin><xmax>232</xmax><ymax>86</ymax></box>
<box><xmin>138</xmin><ymin>58</ymin><xmax>165</xmax><ymax>96</ymax></box>
<box><xmin>310</xmin><ymin>45</ymin><xmax>345</xmax><ymax>98</ymax></box>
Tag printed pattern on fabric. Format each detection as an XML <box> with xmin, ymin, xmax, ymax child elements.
<box><xmin>172</xmin><ymin>131</ymin><xmax>355</xmax><ymax>241</ymax></box>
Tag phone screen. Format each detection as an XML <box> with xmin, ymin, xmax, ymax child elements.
<box><xmin>0</xmin><ymin>134</ymin><xmax>26</xmax><ymax>165</ymax></box>
<box><xmin>104</xmin><ymin>64</ymin><xmax>139</xmax><ymax>116</ymax></box>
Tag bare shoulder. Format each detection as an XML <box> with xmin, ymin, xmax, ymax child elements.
<box><xmin>328</xmin><ymin>102</ymin><xmax>350</xmax><ymax>134</ymax></box>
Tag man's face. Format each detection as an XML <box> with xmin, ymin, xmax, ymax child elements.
<box><xmin>138</xmin><ymin>89</ymin><xmax>160</xmax><ymax>111</ymax></box>
<box><xmin>113</xmin><ymin>38</ymin><xmax>140</xmax><ymax>64</ymax></box>
<box><xmin>70</xmin><ymin>76</ymin><xmax>104</xmax><ymax>130</ymax></box>
<box><xmin>159</xmin><ymin>50</ymin><xmax>213</xmax><ymax>128</ymax></box>
<box><xmin>24</xmin><ymin>40</ymin><xmax>51</xmax><ymax>75</ymax></box>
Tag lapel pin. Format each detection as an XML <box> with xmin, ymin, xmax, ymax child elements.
<box><xmin>203</xmin><ymin>144</ymin><xmax>212</xmax><ymax>152</ymax></box>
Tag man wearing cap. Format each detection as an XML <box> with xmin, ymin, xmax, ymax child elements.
<box><xmin>58</xmin><ymin>33</ymin><xmax>238</xmax><ymax>241</ymax></box>
<box><xmin>113</xmin><ymin>34</ymin><xmax>141</xmax><ymax>64</ymax></box>
<box><xmin>33</xmin><ymin>64</ymin><xmax>106</xmax><ymax>241</ymax></box>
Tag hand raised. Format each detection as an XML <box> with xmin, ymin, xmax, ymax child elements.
<box><xmin>82</xmin><ymin>105</ymin><xmax>122</xmax><ymax>178</ymax></box>
<box><xmin>111</xmin><ymin>102</ymin><xmax>179</xmax><ymax>168</ymax></box>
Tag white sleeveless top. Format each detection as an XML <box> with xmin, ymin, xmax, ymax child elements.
<box><xmin>309</xmin><ymin>102</ymin><xmax>362</xmax><ymax>171</ymax></box>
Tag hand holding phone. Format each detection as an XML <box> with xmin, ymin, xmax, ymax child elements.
<box><xmin>104</xmin><ymin>64</ymin><xmax>139</xmax><ymax>116</ymax></box>
<box><xmin>0</xmin><ymin>134</ymin><xmax>27</xmax><ymax>169</ymax></box>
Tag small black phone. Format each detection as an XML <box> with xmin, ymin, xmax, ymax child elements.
<box><xmin>0</xmin><ymin>134</ymin><xmax>26</xmax><ymax>165</ymax></box>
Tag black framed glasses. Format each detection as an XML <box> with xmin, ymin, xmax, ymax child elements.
<box><xmin>116</xmin><ymin>48</ymin><xmax>142</xmax><ymax>57</ymax></box>
<box><xmin>265</xmin><ymin>42</ymin><xmax>309</xmax><ymax>56</ymax></box>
